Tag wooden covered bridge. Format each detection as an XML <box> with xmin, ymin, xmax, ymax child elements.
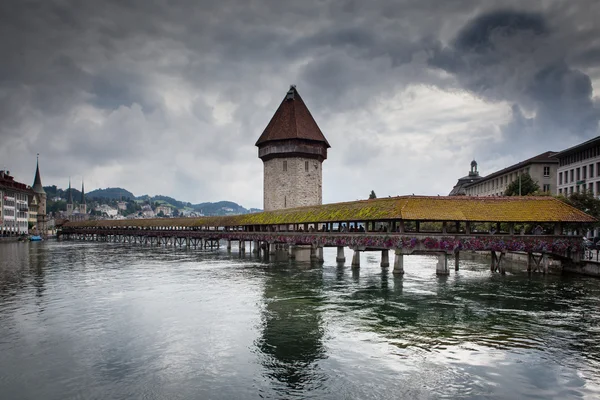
<box><xmin>59</xmin><ymin>196</ymin><xmax>596</xmax><ymax>275</ymax></box>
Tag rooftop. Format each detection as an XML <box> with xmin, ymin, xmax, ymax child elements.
<box><xmin>551</xmin><ymin>136</ymin><xmax>600</xmax><ymax>159</ymax></box>
<box><xmin>255</xmin><ymin>86</ymin><xmax>330</xmax><ymax>147</ymax></box>
<box><xmin>464</xmin><ymin>151</ymin><xmax>558</xmax><ymax>187</ymax></box>
<box><xmin>64</xmin><ymin>195</ymin><xmax>596</xmax><ymax>228</ymax></box>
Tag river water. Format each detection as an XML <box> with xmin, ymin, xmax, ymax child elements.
<box><xmin>1</xmin><ymin>241</ymin><xmax>600</xmax><ymax>399</ymax></box>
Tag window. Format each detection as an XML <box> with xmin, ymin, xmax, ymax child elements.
<box><xmin>559</xmin><ymin>188</ymin><xmax>563</xmax><ymax>195</ymax></box>
<box><xmin>543</xmin><ymin>184</ymin><xmax>550</xmax><ymax>192</ymax></box>
<box><xmin>576</xmin><ymin>168</ymin><xmax>581</xmax><ymax>181</ymax></box>
<box><xmin>583</xmin><ymin>166</ymin><xmax>587</xmax><ymax>179</ymax></box>
<box><xmin>570</xmin><ymin>169</ymin><xmax>574</xmax><ymax>182</ymax></box>
<box><xmin>305</xmin><ymin>161</ymin><xmax>309</xmax><ymax>172</ymax></box>
<box><xmin>559</xmin><ymin>172</ymin><xmax>563</xmax><ymax>185</ymax></box>
<box><xmin>590</xmin><ymin>164</ymin><xmax>594</xmax><ymax>178</ymax></box>
<box><xmin>283</xmin><ymin>161</ymin><xmax>287</xmax><ymax>171</ymax></box>
<box><xmin>543</xmin><ymin>166</ymin><xmax>550</xmax><ymax>177</ymax></box>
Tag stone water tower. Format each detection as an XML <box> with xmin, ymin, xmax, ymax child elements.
<box><xmin>256</xmin><ymin>86</ymin><xmax>330</xmax><ymax>211</ymax></box>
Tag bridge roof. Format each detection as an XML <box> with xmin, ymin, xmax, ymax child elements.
<box><xmin>64</xmin><ymin>196</ymin><xmax>595</xmax><ymax>228</ymax></box>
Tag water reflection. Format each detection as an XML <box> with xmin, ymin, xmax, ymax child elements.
<box><xmin>1</xmin><ymin>243</ymin><xmax>600</xmax><ymax>399</ymax></box>
<box><xmin>0</xmin><ymin>242</ymin><xmax>32</xmax><ymax>298</ymax></box>
<box><xmin>255</xmin><ymin>262</ymin><xmax>327</xmax><ymax>395</ymax></box>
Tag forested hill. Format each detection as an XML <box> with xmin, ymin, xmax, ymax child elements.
<box><xmin>86</xmin><ymin>187</ymin><xmax>135</xmax><ymax>200</ymax></box>
<box><xmin>43</xmin><ymin>186</ymin><xmax>260</xmax><ymax>216</ymax></box>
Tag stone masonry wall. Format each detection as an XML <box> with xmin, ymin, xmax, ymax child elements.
<box><xmin>263</xmin><ymin>157</ymin><xmax>322</xmax><ymax>211</ymax></box>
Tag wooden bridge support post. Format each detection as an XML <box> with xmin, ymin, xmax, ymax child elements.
<box><xmin>317</xmin><ymin>246</ymin><xmax>324</xmax><ymax>263</ymax></box>
<box><xmin>381</xmin><ymin>249</ymin><xmax>390</xmax><ymax>268</ymax></box>
<box><xmin>436</xmin><ymin>253</ymin><xmax>449</xmax><ymax>275</ymax></box>
<box><xmin>499</xmin><ymin>252</ymin><xmax>506</xmax><ymax>275</ymax></box>
<box><xmin>310</xmin><ymin>245</ymin><xmax>318</xmax><ymax>261</ymax></box>
<box><xmin>542</xmin><ymin>253</ymin><xmax>549</xmax><ymax>274</ymax></box>
<box><xmin>490</xmin><ymin>251</ymin><xmax>506</xmax><ymax>274</ymax></box>
<box><xmin>253</xmin><ymin>240</ymin><xmax>260</xmax><ymax>254</ymax></box>
<box><xmin>393</xmin><ymin>250</ymin><xmax>404</xmax><ymax>275</ymax></box>
<box><xmin>336</xmin><ymin>246</ymin><xmax>346</xmax><ymax>263</ymax></box>
<box><xmin>351</xmin><ymin>249</ymin><xmax>361</xmax><ymax>268</ymax></box>
<box><xmin>454</xmin><ymin>252</ymin><xmax>460</xmax><ymax>271</ymax></box>
<box><xmin>269</xmin><ymin>243</ymin><xmax>276</xmax><ymax>256</ymax></box>
<box><xmin>227</xmin><ymin>240</ymin><xmax>231</xmax><ymax>251</ymax></box>
<box><xmin>239</xmin><ymin>240</ymin><xmax>245</xmax><ymax>253</ymax></box>
<box><xmin>527</xmin><ymin>252</ymin><xmax>532</xmax><ymax>273</ymax></box>
<box><xmin>288</xmin><ymin>245</ymin><xmax>295</xmax><ymax>259</ymax></box>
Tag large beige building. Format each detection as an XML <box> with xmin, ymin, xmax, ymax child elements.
<box><xmin>0</xmin><ymin>159</ymin><xmax>47</xmax><ymax>236</ymax></box>
<box><xmin>256</xmin><ymin>86</ymin><xmax>330</xmax><ymax>211</ymax></box>
<box><xmin>462</xmin><ymin>151</ymin><xmax>558</xmax><ymax>197</ymax></box>
<box><xmin>553</xmin><ymin>136</ymin><xmax>600</xmax><ymax>197</ymax></box>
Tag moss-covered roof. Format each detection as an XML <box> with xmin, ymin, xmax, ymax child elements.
<box><xmin>64</xmin><ymin>196</ymin><xmax>596</xmax><ymax>229</ymax></box>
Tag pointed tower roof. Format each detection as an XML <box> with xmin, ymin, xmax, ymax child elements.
<box><xmin>67</xmin><ymin>179</ymin><xmax>73</xmax><ymax>204</ymax></box>
<box><xmin>32</xmin><ymin>154</ymin><xmax>45</xmax><ymax>194</ymax></box>
<box><xmin>81</xmin><ymin>180</ymin><xmax>86</xmax><ymax>204</ymax></box>
<box><xmin>255</xmin><ymin>86</ymin><xmax>330</xmax><ymax>147</ymax></box>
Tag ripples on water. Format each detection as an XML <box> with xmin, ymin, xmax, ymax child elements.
<box><xmin>1</xmin><ymin>241</ymin><xmax>600</xmax><ymax>399</ymax></box>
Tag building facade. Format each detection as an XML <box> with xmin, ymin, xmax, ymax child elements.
<box><xmin>553</xmin><ymin>136</ymin><xmax>600</xmax><ymax>197</ymax></box>
<box><xmin>449</xmin><ymin>160</ymin><xmax>484</xmax><ymax>195</ymax></box>
<box><xmin>0</xmin><ymin>170</ymin><xmax>33</xmax><ymax>235</ymax></box>
<box><xmin>463</xmin><ymin>151</ymin><xmax>558</xmax><ymax>196</ymax></box>
<box><xmin>256</xmin><ymin>86</ymin><xmax>330</xmax><ymax>211</ymax></box>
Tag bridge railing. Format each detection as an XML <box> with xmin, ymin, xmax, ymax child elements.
<box><xmin>59</xmin><ymin>227</ymin><xmax>582</xmax><ymax>256</ymax></box>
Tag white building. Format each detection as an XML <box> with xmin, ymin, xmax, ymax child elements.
<box><xmin>155</xmin><ymin>205</ymin><xmax>173</xmax><ymax>216</ymax></box>
<box><xmin>0</xmin><ymin>170</ymin><xmax>33</xmax><ymax>235</ymax></box>
<box><xmin>463</xmin><ymin>152</ymin><xmax>558</xmax><ymax>197</ymax></box>
<box><xmin>554</xmin><ymin>136</ymin><xmax>600</xmax><ymax>197</ymax></box>
<box><xmin>95</xmin><ymin>204</ymin><xmax>118</xmax><ymax>218</ymax></box>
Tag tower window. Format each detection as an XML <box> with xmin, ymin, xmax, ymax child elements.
<box><xmin>305</xmin><ymin>161</ymin><xmax>309</xmax><ymax>172</ymax></box>
<box><xmin>283</xmin><ymin>161</ymin><xmax>287</xmax><ymax>171</ymax></box>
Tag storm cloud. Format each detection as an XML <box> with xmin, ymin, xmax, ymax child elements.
<box><xmin>1</xmin><ymin>1</ymin><xmax>599</xmax><ymax>207</ymax></box>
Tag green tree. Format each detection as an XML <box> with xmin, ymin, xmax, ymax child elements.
<box><xmin>504</xmin><ymin>173</ymin><xmax>540</xmax><ymax>196</ymax></box>
<box><xmin>561</xmin><ymin>191</ymin><xmax>600</xmax><ymax>221</ymax></box>
<box><xmin>369</xmin><ymin>190</ymin><xmax>377</xmax><ymax>199</ymax></box>
<box><xmin>172</xmin><ymin>208</ymin><xmax>179</xmax><ymax>217</ymax></box>
<box><xmin>157</xmin><ymin>210</ymin><xmax>165</xmax><ymax>217</ymax></box>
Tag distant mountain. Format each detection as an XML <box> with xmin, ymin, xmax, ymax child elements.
<box><xmin>44</xmin><ymin>185</ymin><xmax>82</xmax><ymax>200</ymax></box>
<box><xmin>193</xmin><ymin>201</ymin><xmax>252</xmax><ymax>216</ymax></box>
<box><xmin>44</xmin><ymin>184</ymin><xmax>261</xmax><ymax>216</ymax></box>
<box><xmin>87</xmin><ymin>187</ymin><xmax>135</xmax><ymax>200</ymax></box>
<box><xmin>136</xmin><ymin>194</ymin><xmax>190</xmax><ymax>210</ymax></box>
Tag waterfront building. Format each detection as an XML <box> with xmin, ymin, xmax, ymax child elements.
<box><xmin>449</xmin><ymin>160</ymin><xmax>484</xmax><ymax>195</ymax></box>
<box><xmin>462</xmin><ymin>151</ymin><xmax>558</xmax><ymax>196</ymax></box>
<box><xmin>553</xmin><ymin>136</ymin><xmax>600</xmax><ymax>197</ymax></box>
<box><xmin>0</xmin><ymin>170</ymin><xmax>32</xmax><ymax>235</ymax></box>
<box><xmin>256</xmin><ymin>85</ymin><xmax>330</xmax><ymax>211</ymax></box>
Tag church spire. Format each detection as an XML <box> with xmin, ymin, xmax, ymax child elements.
<box><xmin>81</xmin><ymin>180</ymin><xmax>85</xmax><ymax>204</ymax></box>
<box><xmin>32</xmin><ymin>153</ymin><xmax>45</xmax><ymax>194</ymax></box>
<box><xmin>67</xmin><ymin>178</ymin><xmax>73</xmax><ymax>204</ymax></box>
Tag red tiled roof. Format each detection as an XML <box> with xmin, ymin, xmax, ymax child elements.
<box><xmin>255</xmin><ymin>86</ymin><xmax>330</xmax><ymax>147</ymax></box>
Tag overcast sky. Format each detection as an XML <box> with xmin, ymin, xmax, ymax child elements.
<box><xmin>1</xmin><ymin>0</ymin><xmax>599</xmax><ymax>209</ymax></box>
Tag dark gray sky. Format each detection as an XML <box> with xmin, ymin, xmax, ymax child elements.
<box><xmin>1</xmin><ymin>0</ymin><xmax>599</xmax><ymax>208</ymax></box>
